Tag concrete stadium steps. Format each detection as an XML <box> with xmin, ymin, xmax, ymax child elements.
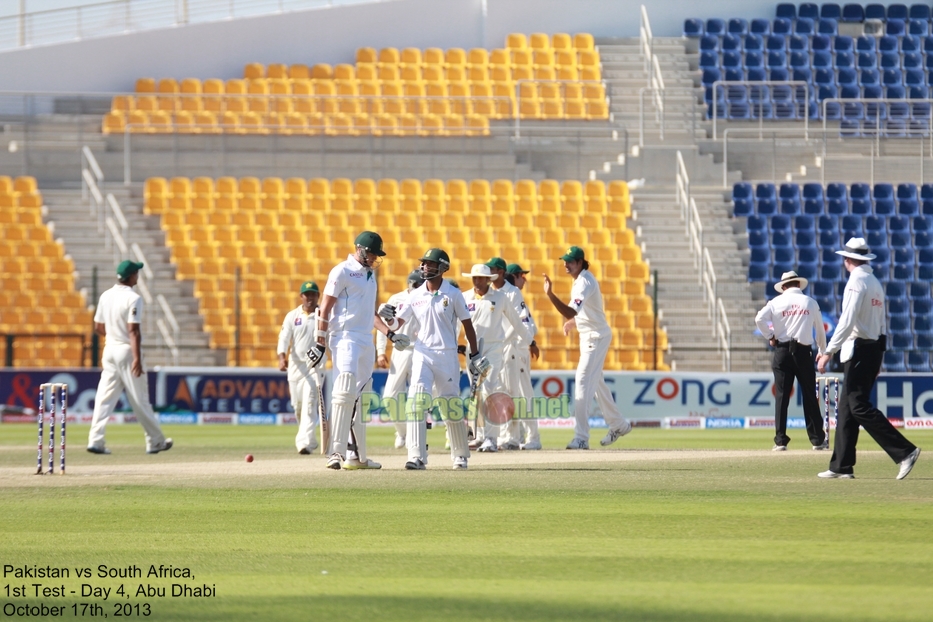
<box><xmin>40</xmin><ymin>186</ymin><xmax>222</xmax><ymax>367</ymax></box>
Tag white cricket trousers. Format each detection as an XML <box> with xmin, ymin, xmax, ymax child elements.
<box><xmin>476</xmin><ymin>344</ymin><xmax>507</xmax><ymax>442</ymax></box>
<box><xmin>407</xmin><ymin>348</ymin><xmax>468</xmax><ymax>463</ymax></box>
<box><xmin>290</xmin><ymin>373</ymin><xmax>321</xmax><ymax>452</ymax></box>
<box><xmin>88</xmin><ymin>344</ymin><xmax>166</xmax><ymax>451</ymax></box>
<box><xmin>382</xmin><ymin>348</ymin><xmax>413</xmax><ymax>438</ymax></box>
<box><xmin>499</xmin><ymin>343</ymin><xmax>538</xmax><ymax>445</ymax></box>
<box><xmin>573</xmin><ymin>332</ymin><xmax>628</xmax><ymax>441</ymax></box>
<box><xmin>328</xmin><ymin>332</ymin><xmax>374</xmax><ymax>461</ymax></box>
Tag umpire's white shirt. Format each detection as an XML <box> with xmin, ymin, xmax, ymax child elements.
<box><xmin>376</xmin><ymin>289</ymin><xmax>420</xmax><ymax>355</ymax></box>
<box><xmin>95</xmin><ymin>284</ymin><xmax>143</xmax><ymax>346</ymax></box>
<box><xmin>323</xmin><ymin>254</ymin><xmax>377</xmax><ymax>335</ymax></box>
<box><xmin>277</xmin><ymin>305</ymin><xmax>320</xmax><ymax>382</ymax></box>
<box><xmin>397</xmin><ymin>280</ymin><xmax>470</xmax><ymax>353</ymax></box>
<box><xmin>569</xmin><ymin>269</ymin><xmax>610</xmax><ymax>337</ymax></box>
<box><xmin>826</xmin><ymin>264</ymin><xmax>886</xmax><ymax>362</ymax></box>
<box><xmin>754</xmin><ymin>288</ymin><xmax>827</xmax><ymax>355</ymax></box>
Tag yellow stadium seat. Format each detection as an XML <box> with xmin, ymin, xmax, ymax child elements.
<box><xmin>102</xmin><ymin>111</ymin><xmax>125</xmax><ymax>134</ymax></box>
<box><xmin>574</xmin><ymin>33</ymin><xmax>595</xmax><ymax>51</ymax></box>
<box><xmin>289</xmin><ymin>64</ymin><xmax>310</xmax><ymax>80</ymax></box>
<box><xmin>422</xmin><ymin>179</ymin><xmax>446</xmax><ymax>212</ymax></box>
<box><xmin>506</xmin><ymin>33</ymin><xmax>527</xmax><ymax>49</ymax></box>
<box><xmin>136</xmin><ymin>77</ymin><xmax>155</xmax><ymax>93</ymax></box>
<box><xmin>552</xmin><ymin>33</ymin><xmax>573</xmax><ymax>50</ymax></box>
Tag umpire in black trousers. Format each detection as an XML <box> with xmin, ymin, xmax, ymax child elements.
<box><xmin>817</xmin><ymin>238</ymin><xmax>921</xmax><ymax>480</ymax></box>
<box><xmin>755</xmin><ymin>270</ymin><xmax>828</xmax><ymax>450</ymax></box>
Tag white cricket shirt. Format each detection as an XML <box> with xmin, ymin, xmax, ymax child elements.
<box><xmin>396</xmin><ymin>280</ymin><xmax>470</xmax><ymax>353</ymax></box>
<box><xmin>463</xmin><ymin>286</ymin><xmax>525</xmax><ymax>347</ymax></box>
<box><xmin>322</xmin><ymin>254</ymin><xmax>378</xmax><ymax>334</ymax></box>
<box><xmin>568</xmin><ymin>269</ymin><xmax>610</xmax><ymax>336</ymax></box>
<box><xmin>494</xmin><ymin>280</ymin><xmax>535</xmax><ymax>345</ymax></box>
<box><xmin>826</xmin><ymin>264</ymin><xmax>886</xmax><ymax>362</ymax></box>
<box><xmin>376</xmin><ymin>289</ymin><xmax>421</xmax><ymax>355</ymax></box>
<box><xmin>277</xmin><ymin>305</ymin><xmax>320</xmax><ymax>381</ymax></box>
<box><xmin>94</xmin><ymin>283</ymin><xmax>143</xmax><ymax>347</ymax></box>
<box><xmin>755</xmin><ymin>288</ymin><xmax>827</xmax><ymax>355</ymax></box>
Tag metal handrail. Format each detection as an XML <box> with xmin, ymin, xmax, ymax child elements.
<box><xmin>717</xmin><ymin>298</ymin><xmax>732</xmax><ymax>372</ymax></box>
<box><xmin>637</xmin><ymin>86</ymin><xmax>697</xmax><ymax>146</ymax></box>
<box><xmin>107</xmin><ymin>193</ymin><xmax>128</xmax><ymax>232</ymax></box>
<box><xmin>639</xmin><ymin>5</ymin><xmax>653</xmax><ymax>88</ymax></box>
<box><xmin>1</xmin><ymin>0</ymin><xmax>405</xmax><ymax>51</ymax></box>
<box><xmin>711</xmin><ymin>80</ymin><xmax>811</xmax><ymax>140</ymax></box>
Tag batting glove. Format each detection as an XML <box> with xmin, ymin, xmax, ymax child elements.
<box><xmin>468</xmin><ymin>354</ymin><xmax>491</xmax><ymax>378</ymax></box>
<box><xmin>377</xmin><ymin>303</ymin><xmax>397</xmax><ymax>320</ymax></box>
<box><xmin>387</xmin><ymin>331</ymin><xmax>411</xmax><ymax>351</ymax></box>
<box><xmin>307</xmin><ymin>343</ymin><xmax>326</xmax><ymax>368</ymax></box>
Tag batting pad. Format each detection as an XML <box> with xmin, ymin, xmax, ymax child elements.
<box><xmin>406</xmin><ymin>383</ymin><xmax>429</xmax><ymax>462</ymax></box>
<box><xmin>447</xmin><ymin>418</ymin><xmax>470</xmax><ymax>459</ymax></box>
<box><xmin>349</xmin><ymin>377</ymin><xmax>373</xmax><ymax>461</ymax></box>
<box><xmin>329</xmin><ymin>372</ymin><xmax>356</xmax><ymax>459</ymax></box>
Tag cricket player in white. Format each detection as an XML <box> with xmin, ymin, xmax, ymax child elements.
<box><xmin>309</xmin><ymin>231</ymin><xmax>410</xmax><ymax>470</ymax></box>
<box><xmin>87</xmin><ymin>260</ymin><xmax>172</xmax><ymax>455</ymax></box>
<box><xmin>543</xmin><ymin>246</ymin><xmax>632</xmax><ymax>449</ymax></box>
<box><xmin>485</xmin><ymin>258</ymin><xmax>539</xmax><ymax>450</ymax></box>
<box><xmin>277</xmin><ymin>280</ymin><xmax>323</xmax><ymax>454</ymax></box>
<box><xmin>462</xmin><ymin>263</ymin><xmax>528</xmax><ymax>452</ymax></box>
<box><xmin>503</xmin><ymin>263</ymin><xmax>541</xmax><ymax>449</ymax></box>
<box><xmin>390</xmin><ymin>248</ymin><xmax>486</xmax><ymax>470</ymax></box>
<box><xmin>376</xmin><ymin>270</ymin><xmax>424</xmax><ymax>448</ymax></box>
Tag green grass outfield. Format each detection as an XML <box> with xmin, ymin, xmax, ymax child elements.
<box><xmin>2</xmin><ymin>425</ymin><xmax>931</xmax><ymax>621</ymax></box>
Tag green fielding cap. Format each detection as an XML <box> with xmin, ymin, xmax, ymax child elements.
<box><xmin>300</xmin><ymin>281</ymin><xmax>319</xmax><ymax>294</ymax></box>
<box><xmin>560</xmin><ymin>246</ymin><xmax>585</xmax><ymax>261</ymax></box>
<box><xmin>506</xmin><ymin>263</ymin><xmax>530</xmax><ymax>275</ymax></box>
<box><xmin>116</xmin><ymin>260</ymin><xmax>144</xmax><ymax>279</ymax></box>
<box><xmin>354</xmin><ymin>231</ymin><xmax>386</xmax><ymax>256</ymax></box>
<box><xmin>419</xmin><ymin>248</ymin><xmax>450</xmax><ymax>266</ymax></box>
<box><xmin>485</xmin><ymin>257</ymin><xmax>507</xmax><ymax>271</ymax></box>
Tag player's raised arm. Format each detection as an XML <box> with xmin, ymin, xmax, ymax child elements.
<box><xmin>543</xmin><ymin>273</ymin><xmax>576</xmax><ymax>320</ymax></box>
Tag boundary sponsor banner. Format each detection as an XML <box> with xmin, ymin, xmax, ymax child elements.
<box><xmin>158</xmin><ymin>413</ymin><xmax>198</xmax><ymax>425</ymax></box>
<box><xmin>746</xmin><ymin>417</ymin><xmax>775</xmax><ymax>428</ymax></box>
<box><xmin>0</xmin><ymin>369</ymin><xmax>153</xmax><ymax>416</ymax></box>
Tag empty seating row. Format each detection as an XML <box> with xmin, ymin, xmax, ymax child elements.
<box><xmin>734</xmin><ymin>182</ymin><xmax>933</xmax><ymax>215</ymax></box>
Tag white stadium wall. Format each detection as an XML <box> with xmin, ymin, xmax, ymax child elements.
<box><xmin>2</xmin><ymin>0</ymin><xmax>785</xmax><ymax>93</ymax></box>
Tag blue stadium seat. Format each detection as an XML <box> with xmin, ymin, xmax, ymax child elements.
<box><xmin>840</xmin><ymin>84</ymin><xmax>861</xmax><ymax>99</ymax></box>
<box><xmin>684</xmin><ymin>19</ymin><xmax>704</xmax><ymax>37</ymax></box>
<box><xmin>797</xmin><ymin>262</ymin><xmax>819</xmax><ymax>281</ymax></box>
<box><xmin>772</xmin><ymin>229</ymin><xmax>793</xmax><ymax>248</ymax></box>
<box><xmin>771</xmin><ymin>213</ymin><xmax>792</xmax><ymax>230</ymax></box>
<box><xmin>867</xmin><ymin>229</ymin><xmax>887</xmax><ymax>247</ymax></box>
<box><xmin>836</xmin><ymin>50</ymin><xmax>855</xmax><ymax>68</ymax></box>
<box><xmin>819</xmin><ymin>18</ymin><xmax>839</xmax><ymax>35</ymax></box>
<box><xmin>772</xmin><ymin>263</ymin><xmax>794</xmax><ymax>279</ymax></box>
<box><xmin>890</xmin><ymin>296</ymin><xmax>911</xmax><ymax>314</ymax></box>
<box><xmin>767</xmin><ymin>34</ymin><xmax>786</xmax><ymax>51</ymax></box>
<box><xmin>865</xmin><ymin>4</ymin><xmax>887</xmax><ymax>21</ymax></box>
<box><xmin>909</xmin><ymin>19</ymin><xmax>929</xmax><ymax>36</ymax></box>
<box><xmin>916</xmin><ymin>230</ymin><xmax>933</xmax><ymax>248</ymax></box>
<box><xmin>724</xmin><ymin>82</ymin><xmax>746</xmax><ymax>101</ymax></box>
<box><xmin>773</xmin><ymin>18</ymin><xmax>793</xmax><ymax>36</ymax></box>
<box><xmin>823</xmin><ymin>4</ymin><xmax>843</xmax><ymax>19</ymax></box>
<box><xmin>887</xmin><ymin>281</ymin><xmax>908</xmax><ymax>298</ymax></box>
<box><xmin>750</xmin><ymin>246</ymin><xmax>770</xmax><ymax>263</ymax></box>
<box><xmin>910</xmin><ymin>281</ymin><xmax>931</xmax><ymax>299</ymax></box>
<box><xmin>916</xmin><ymin>314</ymin><xmax>933</xmax><ymax>331</ymax></box>
<box><xmin>879</xmin><ymin>36</ymin><xmax>899</xmax><ymax>52</ymax></box>
<box><xmin>891</xmin><ymin>230</ymin><xmax>912</xmax><ymax>248</ymax></box>
<box><xmin>842</xmin><ymin>214</ymin><xmax>865</xmax><ymax>237</ymax></box>
<box><xmin>812</xmin><ymin>280</ymin><xmax>835</xmax><ymax>297</ymax></box>
<box><xmin>794</xmin><ymin>213</ymin><xmax>816</xmax><ymax>230</ymax></box>
<box><xmin>799</xmin><ymin>3</ymin><xmax>819</xmax><ymax>19</ymax></box>
<box><xmin>818</xmin><ymin>214</ymin><xmax>839</xmax><ymax>231</ymax></box>
<box><xmin>748</xmin><ymin>262</ymin><xmax>769</xmax><ymax>281</ymax></box>
<box><xmin>865</xmin><ymin>214</ymin><xmax>887</xmax><ymax>232</ymax></box>
<box><xmin>767</xmin><ymin>50</ymin><xmax>787</xmax><ymax>69</ymax></box>
<box><xmin>883</xmin><ymin>351</ymin><xmax>908</xmax><ymax>372</ymax></box>
<box><xmin>841</xmin><ymin>118</ymin><xmax>862</xmax><ymax>136</ymax></box>
<box><xmin>757</xmin><ymin>197</ymin><xmax>777</xmax><ymax>216</ymax></box>
<box><xmin>700</xmin><ymin>51</ymin><xmax>720</xmax><ymax>69</ymax></box>
<box><xmin>744</xmin><ymin>34</ymin><xmax>764</xmax><ymax>51</ymax></box>
<box><xmin>745</xmin><ymin>50</ymin><xmax>764</xmax><ymax>69</ymax></box>
<box><xmin>914</xmin><ymin>214</ymin><xmax>933</xmax><ymax>232</ymax></box>
<box><xmin>796</xmin><ymin>229</ymin><xmax>817</xmax><ymax>248</ymax></box>
<box><xmin>908</xmin><ymin>351</ymin><xmax>931</xmax><ymax>372</ymax></box>
<box><xmin>769</xmin><ymin>67</ymin><xmax>788</xmax><ymax>81</ymax></box>
<box><xmin>835</xmin><ymin>67</ymin><xmax>856</xmax><ymax>87</ymax></box>
<box><xmin>874</xmin><ymin>184</ymin><xmax>896</xmax><ymax>214</ymax></box>
<box><xmin>910</xmin><ymin>4</ymin><xmax>931</xmax><ymax>20</ymax></box>
<box><xmin>906</xmin><ymin>69</ymin><xmax>926</xmax><ymax>88</ymax></box>
<box><xmin>779</xmin><ymin>184</ymin><xmax>800</xmax><ymax>213</ymax></box>
<box><xmin>702</xmin><ymin>68</ymin><xmax>722</xmax><ymax>87</ymax></box>
<box><xmin>749</xmin><ymin>229</ymin><xmax>770</xmax><ymax>248</ymax></box>
<box><xmin>774</xmin><ymin>245</ymin><xmax>795</xmax><ymax>263</ymax></box>
<box><xmin>733</xmin><ymin>183</ymin><xmax>754</xmax><ymax>216</ymax></box>
<box><xmin>801</xmin><ymin>184</ymin><xmax>823</xmax><ymax>214</ymax></box>
<box><xmin>891</xmin><ymin>215</ymin><xmax>911</xmax><ymax>232</ymax></box>
<box><xmin>701</xmin><ymin>35</ymin><xmax>721</xmax><ymax>52</ymax></box>
<box><xmin>795</xmin><ymin>17</ymin><xmax>815</xmax><ymax>35</ymax></box>
<box><xmin>912</xmin><ymin>117</ymin><xmax>933</xmax><ymax>135</ymax></box>
<box><xmin>815</xmin><ymin>295</ymin><xmax>835</xmax><ymax>312</ymax></box>
<box><xmin>790</xmin><ymin>50</ymin><xmax>809</xmax><ymax>68</ymax></box>
<box><xmin>821</xmin><ymin>263</ymin><xmax>842</xmax><ymax>279</ymax></box>
<box><xmin>857</xmin><ymin>51</ymin><xmax>877</xmax><ymax>68</ymax></box>
<box><xmin>843</xmin><ymin>101</ymin><xmax>865</xmax><ymax>120</ymax></box>
<box><xmin>850</xmin><ymin>184</ymin><xmax>872</xmax><ymax>213</ymax></box>
<box><xmin>750</xmin><ymin>19</ymin><xmax>771</xmax><ymax>36</ymax></box>
<box><xmin>856</xmin><ymin>35</ymin><xmax>876</xmax><ymax>52</ymax></box>
<box><xmin>887</xmin><ymin>19</ymin><xmax>907</xmax><ymax>36</ymax></box>
<box><xmin>860</xmin><ymin>68</ymin><xmax>880</xmax><ymax>85</ymax></box>
<box><xmin>883</xmin><ymin>68</ymin><xmax>904</xmax><ymax>86</ymax></box>
<box><xmin>776</xmin><ymin>3</ymin><xmax>796</xmax><ymax>19</ymax></box>
<box><xmin>706</xmin><ymin>19</ymin><xmax>726</xmax><ymax>36</ymax></box>
<box><xmin>724</xmin><ymin>67</ymin><xmax>746</xmax><ymax>82</ymax></box>
<box><xmin>917</xmin><ymin>334</ymin><xmax>933</xmax><ymax>351</ymax></box>
<box><xmin>891</xmin><ymin>314</ymin><xmax>912</xmax><ymax>332</ymax></box>
<box><xmin>798</xmin><ymin>246</ymin><xmax>819</xmax><ymax>264</ymax></box>
<box><xmin>722</xmin><ymin>33</ymin><xmax>743</xmax><ymax>51</ymax></box>
<box><xmin>891</xmin><ymin>332</ymin><xmax>914</xmax><ymax>351</ymax></box>
<box><xmin>915</xmin><ymin>297</ymin><xmax>933</xmax><ymax>315</ymax></box>
<box><xmin>728</xmin><ymin>18</ymin><xmax>749</xmax><ymax>35</ymax></box>
<box><xmin>842</xmin><ymin>4</ymin><xmax>865</xmax><ymax>22</ymax></box>
<box><xmin>888</xmin><ymin>4</ymin><xmax>909</xmax><ymax>20</ymax></box>
<box><xmin>789</xmin><ymin>34</ymin><xmax>810</xmax><ymax>52</ymax></box>
<box><xmin>897</xmin><ymin>184</ymin><xmax>919</xmax><ymax>215</ymax></box>
<box><xmin>747</xmin><ymin>214</ymin><xmax>768</xmax><ymax>232</ymax></box>
<box><xmin>880</xmin><ymin>51</ymin><xmax>901</xmax><ymax>69</ymax></box>
<box><xmin>902</xmin><ymin>35</ymin><xmax>923</xmax><ymax>52</ymax></box>
<box><xmin>822</xmin><ymin>246</ymin><xmax>844</xmax><ymax>265</ymax></box>
<box><xmin>813</xmin><ymin>50</ymin><xmax>834</xmax><ymax>70</ymax></box>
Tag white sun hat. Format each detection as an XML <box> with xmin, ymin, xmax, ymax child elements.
<box><xmin>461</xmin><ymin>264</ymin><xmax>494</xmax><ymax>278</ymax></box>
<box><xmin>835</xmin><ymin>237</ymin><xmax>877</xmax><ymax>261</ymax></box>
<box><xmin>774</xmin><ymin>270</ymin><xmax>809</xmax><ymax>293</ymax></box>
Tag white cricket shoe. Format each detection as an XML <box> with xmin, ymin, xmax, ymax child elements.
<box><xmin>566</xmin><ymin>438</ymin><xmax>589</xmax><ymax>450</ymax></box>
<box><xmin>600</xmin><ymin>421</ymin><xmax>633</xmax><ymax>446</ymax></box>
<box><xmin>344</xmin><ymin>458</ymin><xmax>382</xmax><ymax>470</ymax></box>
<box><xmin>896</xmin><ymin>448</ymin><xmax>921</xmax><ymax>480</ymax></box>
<box><xmin>325</xmin><ymin>454</ymin><xmax>343</xmax><ymax>470</ymax></box>
<box><xmin>404</xmin><ymin>458</ymin><xmax>426</xmax><ymax>470</ymax></box>
<box><xmin>521</xmin><ymin>441</ymin><xmax>542</xmax><ymax>450</ymax></box>
<box><xmin>478</xmin><ymin>438</ymin><xmax>498</xmax><ymax>452</ymax></box>
<box><xmin>812</xmin><ymin>441</ymin><xmax>829</xmax><ymax>450</ymax></box>
<box><xmin>394</xmin><ymin>433</ymin><xmax>406</xmax><ymax>449</ymax></box>
<box><xmin>147</xmin><ymin>439</ymin><xmax>173</xmax><ymax>454</ymax></box>
<box><xmin>817</xmin><ymin>470</ymin><xmax>854</xmax><ymax>479</ymax></box>
<box><xmin>500</xmin><ymin>440</ymin><xmax>520</xmax><ymax>450</ymax></box>
<box><xmin>772</xmin><ymin>444</ymin><xmax>788</xmax><ymax>452</ymax></box>
<box><xmin>453</xmin><ymin>456</ymin><xmax>468</xmax><ymax>470</ymax></box>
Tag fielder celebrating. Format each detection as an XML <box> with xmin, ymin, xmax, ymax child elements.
<box><xmin>376</xmin><ymin>269</ymin><xmax>424</xmax><ymax>448</ymax></box>
<box><xmin>309</xmin><ymin>231</ymin><xmax>410</xmax><ymax>470</ymax></box>
<box><xmin>390</xmin><ymin>248</ymin><xmax>486</xmax><ymax>470</ymax></box>
<box><xmin>503</xmin><ymin>262</ymin><xmax>541</xmax><ymax>449</ymax></box>
<box><xmin>543</xmin><ymin>246</ymin><xmax>632</xmax><ymax>449</ymax></box>
<box><xmin>462</xmin><ymin>263</ymin><xmax>528</xmax><ymax>453</ymax></box>
<box><xmin>87</xmin><ymin>260</ymin><xmax>172</xmax><ymax>455</ymax></box>
<box><xmin>277</xmin><ymin>280</ymin><xmax>324</xmax><ymax>455</ymax></box>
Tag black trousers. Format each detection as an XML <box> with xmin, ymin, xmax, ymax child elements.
<box><xmin>829</xmin><ymin>341</ymin><xmax>917</xmax><ymax>474</ymax></box>
<box><xmin>772</xmin><ymin>345</ymin><xmax>825</xmax><ymax>447</ymax></box>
